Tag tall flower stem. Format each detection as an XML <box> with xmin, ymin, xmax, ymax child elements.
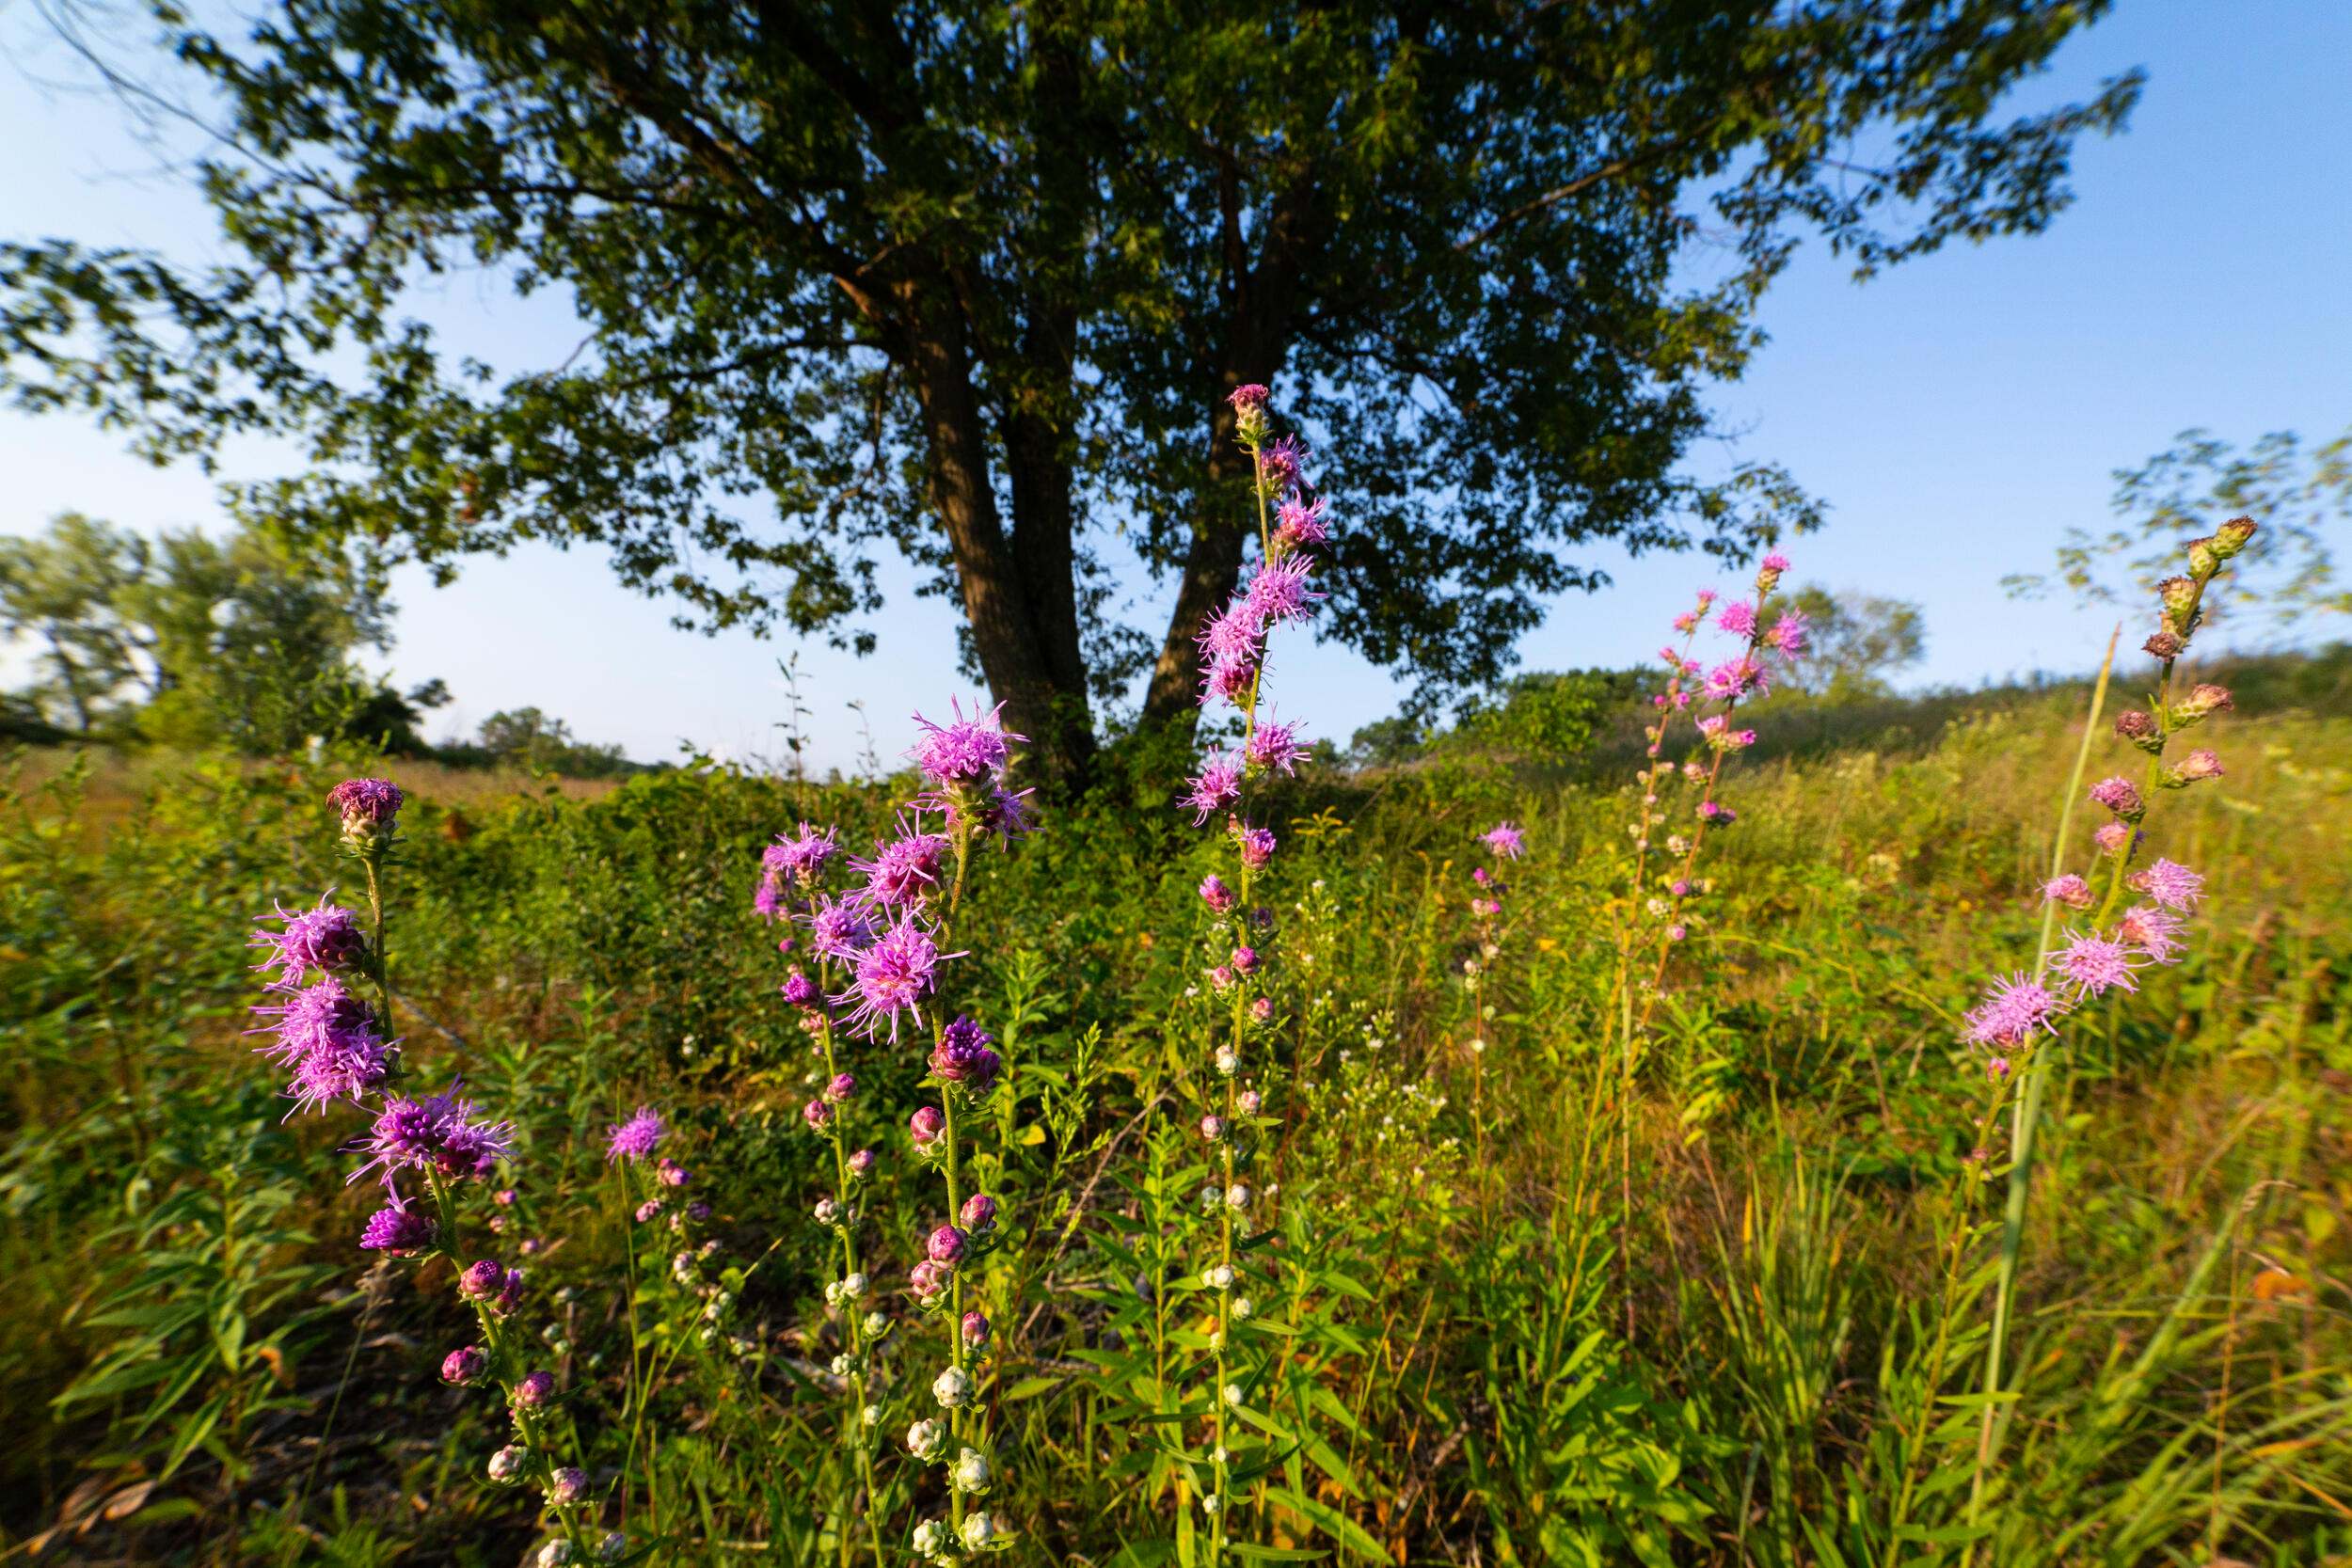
<box><xmin>816</xmin><ymin>959</ymin><xmax>882</xmax><ymax>1568</ymax></box>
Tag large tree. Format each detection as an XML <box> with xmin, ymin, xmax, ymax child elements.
<box><xmin>1</xmin><ymin>0</ymin><xmax>2140</xmax><ymax>783</ymax></box>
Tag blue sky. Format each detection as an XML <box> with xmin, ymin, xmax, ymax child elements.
<box><xmin>3</xmin><ymin>1</ymin><xmax>2346</xmax><ymax>770</ymax></box>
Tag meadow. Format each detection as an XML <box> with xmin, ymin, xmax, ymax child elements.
<box><xmin>4</xmin><ymin>490</ymin><xmax>2348</xmax><ymax>1566</ymax></box>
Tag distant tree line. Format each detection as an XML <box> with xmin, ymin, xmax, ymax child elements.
<box><xmin>0</xmin><ymin>512</ymin><xmax>646</xmax><ymax>776</ymax></box>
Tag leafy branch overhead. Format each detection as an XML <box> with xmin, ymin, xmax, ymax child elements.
<box><xmin>0</xmin><ymin>1</ymin><xmax>2142</xmax><ymax>776</ymax></box>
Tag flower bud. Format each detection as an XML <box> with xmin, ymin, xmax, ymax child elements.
<box><xmin>910</xmin><ymin>1106</ymin><xmax>945</xmax><ymax>1146</ymax></box>
<box><xmin>2112</xmin><ymin>710</ymin><xmax>2163</xmax><ymax>752</ymax></box>
<box><xmin>802</xmin><ymin>1098</ymin><xmax>832</xmax><ymax>1130</ymax></box>
<box><xmin>2094</xmin><ymin>820</ymin><xmax>2137</xmax><ymax>857</ymax></box>
<box><xmin>1215</xmin><ymin>1046</ymin><xmax>1240</xmax><ymax>1076</ymax></box>
<box><xmin>1237</xmin><ymin>1089</ymin><xmax>1263</xmax><ymax>1117</ymax></box>
<box><xmin>2088</xmin><ymin>775</ymin><xmax>2145</xmax><ymax>819</ymax></box>
<box><xmin>1232</xmin><ymin>1296</ymin><xmax>1255</xmax><ymax>1321</ymax></box>
<box><xmin>547</xmin><ymin>1465</ymin><xmax>587</xmax><ymax>1506</ymax></box>
<box><xmin>912</xmin><ymin>1518</ymin><xmax>950</xmax><ymax>1559</ymax></box>
<box><xmin>781</xmin><ymin>972</ymin><xmax>819</xmax><ymax>1008</ymax></box>
<box><xmin>2041</xmin><ymin>874</ymin><xmax>2094</xmax><ymax>910</ymax></box>
<box><xmin>1231</xmin><ymin>945</ymin><xmax>1260</xmax><ymax>974</ymax></box>
<box><xmin>825</xmin><ymin>1071</ymin><xmax>856</xmax><ymax>1103</ymax></box>
<box><xmin>441</xmin><ymin>1345</ymin><xmax>487</xmax><ymax>1386</ymax></box>
<box><xmin>513</xmin><ymin>1370</ymin><xmax>555</xmax><ymax>1407</ymax></box>
<box><xmin>458</xmin><ymin>1259</ymin><xmax>507</xmax><ymax>1302</ymax></box>
<box><xmin>814</xmin><ymin>1197</ymin><xmax>841</xmax><ymax>1227</ymax></box>
<box><xmin>953</xmin><ymin>1447</ymin><xmax>993</xmax><ymax>1495</ymax></box>
<box><xmin>932</xmin><ymin>1365</ymin><xmax>973</xmax><ymax>1409</ymax></box>
<box><xmin>1200</xmin><ymin>1114</ymin><xmax>1226</xmax><ymax>1142</ymax></box>
<box><xmin>2175</xmin><ymin>683</ymin><xmax>2233</xmax><ymax>723</ymax></box>
<box><xmin>848</xmin><ymin>1147</ymin><xmax>877</xmax><ymax>1178</ymax></box>
<box><xmin>2163</xmin><ymin>747</ymin><xmax>2223</xmax><ymax>787</ymax></box>
<box><xmin>962</xmin><ymin>1309</ymin><xmax>991</xmax><ymax>1347</ymax></box>
<box><xmin>635</xmin><ymin>1198</ymin><xmax>663</xmax><ymax>1223</ymax></box>
<box><xmin>909</xmin><ymin>1259</ymin><xmax>949</xmax><ymax>1303</ymax></box>
<box><xmin>1200</xmin><ymin>874</ymin><xmax>1237</xmax><ymax>913</ymax></box>
<box><xmin>2213</xmin><ymin>515</ymin><xmax>2257</xmax><ymax>557</ymax></box>
<box><xmin>658</xmin><ymin>1158</ymin><xmax>690</xmax><ymax>1189</ymax></box>
<box><xmin>487</xmin><ymin>1444</ymin><xmax>529</xmax><ymax>1484</ymax></box>
<box><xmin>1248</xmin><ymin>996</ymin><xmax>1273</xmax><ymax>1024</ymax></box>
<box><xmin>1226</xmin><ymin>1183</ymin><xmax>1251</xmax><ymax>1212</ymax></box>
<box><xmin>2142</xmin><ymin>628</ymin><xmax>2184</xmax><ymax>660</ymax></box>
<box><xmin>927</xmin><ymin>1225</ymin><xmax>966</xmax><ymax>1265</ymax></box>
<box><xmin>1203</xmin><ymin>1263</ymin><xmax>1234</xmax><ymax>1291</ymax></box>
<box><xmin>960</xmin><ymin>1193</ymin><xmax>998</xmax><ymax>1232</ymax></box>
<box><xmin>960</xmin><ymin>1512</ymin><xmax>998</xmax><ymax>1551</ymax></box>
<box><xmin>2156</xmin><ymin>574</ymin><xmax>2201</xmax><ymax>626</ymax></box>
<box><xmin>2185</xmin><ymin>534</ymin><xmax>2220</xmax><ymax>577</ymax></box>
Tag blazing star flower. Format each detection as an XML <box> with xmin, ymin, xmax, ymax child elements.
<box><xmin>961</xmin><ymin>1193</ymin><xmax>998</xmax><ymax>1231</ymax></box>
<box><xmin>2117</xmin><ymin>903</ymin><xmax>2188</xmax><ymax>963</ymax></box>
<box><xmin>1257</xmin><ymin>434</ymin><xmax>1309</xmax><ymax>491</ymax></box>
<box><xmin>359</xmin><ymin>1201</ymin><xmax>437</xmax><ymax>1256</ymax></box>
<box><xmin>441</xmin><ymin>1345</ymin><xmax>487</xmax><ymax>1385</ymax></box>
<box><xmin>1703</xmin><ymin>656</ymin><xmax>1768</xmax><ymax>702</ymax></box>
<box><xmin>2129</xmin><ymin>857</ymin><xmax>2205</xmax><ymax>911</ymax></box>
<box><xmin>1962</xmin><ymin>973</ymin><xmax>2069</xmax><ymax>1048</ymax></box>
<box><xmin>2088</xmin><ymin>776</ymin><xmax>2145</xmax><ymax>817</ymax></box>
<box><xmin>1200</xmin><ymin>874</ymin><xmax>1237</xmax><ymax>912</ymax></box>
<box><xmin>2094</xmin><ymin>820</ymin><xmax>2138</xmax><ymax>857</ymax></box>
<box><xmin>1243</xmin><ymin>555</ymin><xmax>1323</xmax><ymax>626</ymax></box>
<box><xmin>284</xmin><ymin>1028</ymin><xmax>393</xmax><ymax>1117</ymax></box>
<box><xmin>928</xmin><ymin>1225</ymin><xmax>967</xmax><ymax>1264</ymax></box>
<box><xmin>1183</xmin><ymin>749</ymin><xmax>1244</xmax><ymax>824</ymax></box>
<box><xmin>852</xmin><ymin>825</ymin><xmax>953</xmax><ymax>910</ymax></box>
<box><xmin>930</xmin><ymin>1014</ymin><xmax>1002</xmax><ymax>1091</ymax></box>
<box><xmin>1237</xmin><ymin>827</ymin><xmax>1277</xmax><ymax>868</ymax></box>
<box><xmin>607</xmin><ymin>1107</ymin><xmax>666</xmax><ymax>1164</ymax></box>
<box><xmin>1227</xmin><ymin>383</ymin><xmax>1270</xmax><ymax>412</ymax></box>
<box><xmin>782</xmin><ymin>971</ymin><xmax>820</xmax><ymax>1009</ymax></box>
<box><xmin>327</xmin><ymin>777</ymin><xmax>404</xmax><ymax>831</ymax></box>
<box><xmin>2041</xmin><ymin>873</ymin><xmax>2094</xmax><ymax>910</ymax></box>
<box><xmin>1718</xmin><ymin>599</ymin><xmax>1758</xmax><ymax>639</ymax></box>
<box><xmin>837</xmin><ymin>914</ymin><xmax>954</xmax><ymax>1040</ymax></box>
<box><xmin>1764</xmin><ymin>611</ymin><xmax>1809</xmax><ymax>657</ymax></box>
<box><xmin>1199</xmin><ymin>598</ymin><xmax>1265</xmax><ymax>670</ymax></box>
<box><xmin>2052</xmin><ymin>929</ymin><xmax>2145</xmax><ymax>998</ymax></box>
<box><xmin>912</xmin><ymin>697</ymin><xmax>1022</xmax><ymax>789</ymax></box>
<box><xmin>1274</xmin><ymin>494</ymin><xmax>1328</xmax><ymax>550</ymax></box>
<box><xmin>1480</xmin><ymin>822</ymin><xmax>1525</xmax><ymax>861</ymax></box>
<box><xmin>910</xmin><ymin>1106</ymin><xmax>945</xmax><ymax>1146</ymax></box>
<box><xmin>805</xmin><ymin>896</ymin><xmax>877</xmax><ymax>961</ymax></box>
<box><xmin>345</xmin><ymin>1086</ymin><xmax>513</xmax><ymax>1188</ymax></box>
<box><xmin>1202</xmin><ymin>655</ymin><xmax>1259</xmax><ymax>708</ymax></box>
<box><xmin>252</xmin><ymin>895</ymin><xmax>367</xmax><ymax>980</ymax></box>
<box><xmin>1246</xmin><ymin>718</ymin><xmax>1307</xmax><ymax>777</ymax></box>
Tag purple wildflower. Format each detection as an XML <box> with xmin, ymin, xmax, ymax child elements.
<box><xmin>2089</xmin><ymin>776</ymin><xmax>2146</xmax><ymax>818</ymax></box>
<box><xmin>1257</xmin><ymin>434</ymin><xmax>1309</xmax><ymax>491</ymax></box>
<box><xmin>1718</xmin><ymin>599</ymin><xmax>1757</xmax><ymax>639</ymax></box>
<box><xmin>781</xmin><ymin>971</ymin><xmax>820</xmax><ymax>1009</ymax></box>
<box><xmin>1237</xmin><ymin>827</ymin><xmax>1277</xmax><ymax>868</ymax></box>
<box><xmin>910</xmin><ymin>1106</ymin><xmax>945</xmax><ymax>1146</ymax></box>
<box><xmin>2041</xmin><ymin>874</ymin><xmax>2094</xmax><ymax>910</ymax></box>
<box><xmin>911</xmin><ymin>697</ymin><xmax>1022</xmax><ymax>789</ymax></box>
<box><xmin>1274</xmin><ymin>494</ymin><xmax>1329</xmax><ymax>550</ymax></box>
<box><xmin>1200</xmin><ymin>874</ymin><xmax>1237</xmax><ymax>913</ymax></box>
<box><xmin>1243</xmin><ymin>555</ymin><xmax>1323</xmax><ymax>626</ymax></box>
<box><xmin>910</xmin><ymin>1259</ymin><xmax>950</xmax><ymax>1304</ymax></box>
<box><xmin>658</xmin><ymin>1158</ymin><xmax>689</xmax><ymax>1188</ymax></box>
<box><xmin>635</xmin><ymin>1198</ymin><xmax>663</xmax><ymax>1223</ymax></box>
<box><xmin>836</xmin><ymin>914</ymin><xmax>950</xmax><ymax>1040</ymax></box>
<box><xmin>962</xmin><ymin>1310</ymin><xmax>992</xmax><ymax>1347</ymax></box>
<box><xmin>441</xmin><ymin>1345</ymin><xmax>487</xmax><ymax>1386</ymax></box>
<box><xmin>2129</xmin><ymin>857</ymin><xmax>2205</xmax><ymax>911</ymax></box>
<box><xmin>804</xmin><ymin>897</ymin><xmax>877</xmax><ymax>961</ymax></box>
<box><xmin>1765</xmin><ymin>611</ymin><xmax>1809</xmax><ymax>657</ymax></box>
<box><xmin>251</xmin><ymin>895</ymin><xmax>367</xmax><ymax>980</ymax></box>
<box><xmin>2052</xmin><ymin>929</ymin><xmax>2145</xmax><ymax>999</ymax></box>
<box><xmin>359</xmin><ymin>1201</ymin><xmax>437</xmax><ymax>1256</ymax></box>
<box><xmin>824</xmin><ymin>1071</ymin><xmax>856</xmax><ymax>1104</ymax></box>
<box><xmin>961</xmin><ymin>1193</ymin><xmax>998</xmax><ymax>1231</ymax></box>
<box><xmin>1703</xmin><ymin>656</ymin><xmax>1768</xmax><ymax>702</ymax></box>
<box><xmin>1962</xmin><ymin>973</ymin><xmax>2069</xmax><ymax>1048</ymax></box>
<box><xmin>2094</xmin><ymin>820</ymin><xmax>2138</xmax><ymax>857</ymax></box>
<box><xmin>848</xmin><ymin>1148</ymin><xmax>877</xmax><ymax>1177</ymax></box>
<box><xmin>607</xmin><ymin>1106</ymin><xmax>666</xmax><ymax>1164</ymax></box>
<box><xmin>458</xmin><ymin>1259</ymin><xmax>508</xmax><ymax>1302</ymax></box>
<box><xmin>2118</xmin><ymin>903</ymin><xmax>2188</xmax><ymax>964</ymax></box>
<box><xmin>327</xmin><ymin>778</ymin><xmax>404</xmax><ymax>831</ymax></box>
<box><xmin>1246</xmin><ymin>718</ymin><xmax>1307</xmax><ymax>777</ymax></box>
<box><xmin>765</xmin><ymin>821</ymin><xmax>838</xmax><ymax>886</ymax></box>
<box><xmin>1480</xmin><ymin>822</ymin><xmax>1525</xmax><ymax>861</ymax></box>
<box><xmin>349</xmin><ymin>1087</ymin><xmax>514</xmax><ymax>1189</ymax></box>
<box><xmin>1227</xmin><ymin>384</ymin><xmax>1270</xmax><ymax>412</ymax></box>
<box><xmin>928</xmin><ymin>1225</ymin><xmax>967</xmax><ymax>1265</ymax></box>
<box><xmin>803</xmin><ymin>1098</ymin><xmax>832</xmax><ymax>1131</ymax></box>
<box><xmin>1184</xmin><ymin>749</ymin><xmax>1244</xmax><ymax>825</ymax></box>
<box><xmin>547</xmin><ymin>1467</ymin><xmax>586</xmax><ymax>1507</ymax></box>
<box><xmin>930</xmin><ymin>1014</ymin><xmax>1002</xmax><ymax>1091</ymax></box>
<box><xmin>514</xmin><ymin>1370</ymin><xmax>555</xmax><ymax>1407</ymax></box>
<box><xmin>852</xmin><ymin>825</ymin><xmax>952</xmax><ymax>910</ymax></box>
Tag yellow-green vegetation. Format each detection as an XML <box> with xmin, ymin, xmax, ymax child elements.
<box><xmin>3</xmin><ymin>664</ymin><xmax>2345</xmax><ymax>1565</ymax></box>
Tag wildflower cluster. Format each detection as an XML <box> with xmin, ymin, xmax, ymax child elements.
<box><xmin>1461</xmin><ymin>822</ymin><xmax>1522</xmax><ymax>1154</ymax></box>
<box><xmin>252</xmin><ymin>780</ymin><xmax>618</xmax><ymax>1565</ymax></box>
<box><xmin>1174</xmin><ymin>382</ymin><xmax>1336</xmax><ymax>1559</ymax></box>
<box><xmin>1963</xmin><ymin>517</ymin><xmax>2254</xmax><ymax>1077</ymax></box>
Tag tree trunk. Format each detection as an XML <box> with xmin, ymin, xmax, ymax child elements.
<box><xmin>898</xmin><ymin>281</ymin><xmax>1094</xmax><ymax>789</ymax></box>
<box><xmin>1140</xmin><ymin>172</ymin><xmax>1327</xmax><ymax>729</ymax></box>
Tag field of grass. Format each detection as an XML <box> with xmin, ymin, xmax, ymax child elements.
<box><xmin>3</xmin><ymin>656</ymin><xmax>2347</xmax><ymax>1565</ymax></box>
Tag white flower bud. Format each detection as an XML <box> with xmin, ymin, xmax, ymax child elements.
<box><xmin>1202</xmin><ymin>1263</ymin><xmax>1234</xmax><ymax>1291</ymax></box>
<box><xmin>1225</xmin><ymin>1184</ymin><xmax>1250</xmax><ymax>1212</ymax></box>
<box><xmin>1201</xmin><ymin>1493</ymin><xmax>1223</xmax><ymax>1514</ymax></box>
<box><xmin>488</xmin><ymin>1445</ymin><xmax>529</xmax><ymax>1484</ymax></box>
<box><xmin>863</xmin><ymin>1310</ymin><xmax>889</xmax><ymax>1337</ymax></box>
<box><xmin>907</xmin><ymin>1418</ymin><xmax>946</xmax><ymax>1461</ymax></box>
<box><xmin>911</xmin><ymin>1518</ymin><xmax>949</xmax><ymax>1559</ymax></box>
<box><xmin>1222</xmin><ymin>1383</ymin><xmax>1243</xmax><ymax>1408</ymax></box>
<box><xmin>932</xmin><ymin>1366</ymin><xmax>973</xmax><ymax>1409</ymax></box>
<box><xmin>830</xmin><ymin>1353</ymin><xmax>852</xmax><ymax>1377</ymax></box>
<box><xmin>862</xmin><ymin>1403</ymin><xmax>881</xmax><ymax>1427</ymax></box>
<box><xmin>953</xmin><ymin>1446</ymin><xmax>992</xmax><ymax>1495</ymax></box>
<box><xmin>1215</xmin><ymin>1048</ymin><xmax>1239</xmax><ymax>1076</ymax></box>
<box><xmin>842</xmin><ymin>1272</ymin><xmax>867</xmax><ymax>1297</ymax></box>
<box><xmin>1232</xmin><ymin>1296</ymin><xmax>1255</xmax><ymax>1321</ymax></box>
<box><xmin>960</xmin><ymin>1512</ymin><xmax>999</xmax><ymax>1551</ymax></box>
<box><xmin>535</xmin><ymin>1541</ymin><xmax>575</xmax><ymax>1568</ymax></box>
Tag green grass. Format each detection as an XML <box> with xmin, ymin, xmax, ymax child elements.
<box><xmin>2</xmin><ymin>672</ymin><xmax>2345</xmax><ymax>1565</ymax></box>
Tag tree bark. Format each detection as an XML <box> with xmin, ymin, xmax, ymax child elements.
<box><xmin>898</xmin><ymin>280</ymin><xmax>1091</xmax><ymax>788</ymax></box>
<box><xmin>1140</xmin><ymin>171</ymin><xmax>1328</xmax><ymax>729</ymax></box>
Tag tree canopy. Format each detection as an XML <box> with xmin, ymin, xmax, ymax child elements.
<box><xmin>1</xmin><ymin>0</ymin><xmax>2141</xmax><ymax>782</ymax></box>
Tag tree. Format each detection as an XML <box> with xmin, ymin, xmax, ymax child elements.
<box><xmin>1454</xmin><ymin>669</ymin><xmax>1642</xmax><ymax>761</ymax></box>
<box><xmin>1</xmin><ymin>0</ymin><xmax>2142</xmax><ymax>784</ymax></box>
<box><xmin>0</xmin><ymin>511</ymin><xmax>414</xmax><ymax>752</ymax></box>
<box><xmin>1779</xmin><ymin>584</ymin><xmax>1927</xmax><ymax>699</ymax></box>
<box><xmin>0</xmin><ymin>513</ymin><xmax>149</xmax><ymax>731</ymax></box>
<box><xmin>2005</xmin><ymin>426</ymin><xmax>2352</xmax><ymax>628</ymax></box>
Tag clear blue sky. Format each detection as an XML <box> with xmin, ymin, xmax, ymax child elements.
<box><xmin>3</xmin><ymin>1</ymin><xmax>2346</xmax><ymax>770</ymax></box>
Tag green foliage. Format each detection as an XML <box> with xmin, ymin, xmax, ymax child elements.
<box><xmin>2008</xmin><ymin>424</ymin><xmax>2352</xmax><ymax>625</ymax></box>
<box><xmin>0</xmin><ymin>1</ymin><xmax>2139</xmax><ymax>750</ymax></box>
<box><xmin>1453</xmin><ymin>670</ymin><xmax>1644</xmax><ymax>763</ymax></box>
<box><xmin>3</xmin><ymin>658</ymin><xmax>2347</xmax><ymax>1564</ymax></box>
<box><xmin>1780</xmin><ymin>584</ymin><xmax>1928</xmax><ymax>699</ymax></box>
